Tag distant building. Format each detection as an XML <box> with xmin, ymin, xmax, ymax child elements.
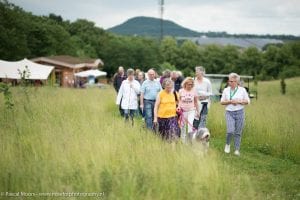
<box><xmin>177</xmin><ymin>36</ymin><xmax>283</xmax><ymax>49</ymax></box>
<box><xmin>32</xmin><ymin>55</ymin><xmax>104</xmax><ymax>87</ymax></box>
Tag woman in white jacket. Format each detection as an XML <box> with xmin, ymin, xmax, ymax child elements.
<box><xmin>116</xmin><ymin>68</ymin><xmax>140</xmax><ymax>125</ymax></box>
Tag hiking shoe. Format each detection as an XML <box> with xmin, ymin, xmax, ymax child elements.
<box><xmin>224</xmin><ymin>144</ymin><xmax>230</xmax><ymax>153</ymax></box>
<box><xmin>234</xmin><ymin>150</ymin><xmax>240</xmax><ymax>156</ymax></box>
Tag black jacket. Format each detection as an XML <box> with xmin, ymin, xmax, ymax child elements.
<box><xmin>113</xmin><ymin>73</ymin><xmax>127</xmax><ymax>92</ymax></box>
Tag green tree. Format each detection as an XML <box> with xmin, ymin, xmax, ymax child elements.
<box><xmin>0</xmin><ymin>1</ymin><xmax>30</xmax><ymax>59</ymax></box>
<box><xmin>237</xmin><ymin>47</ymin><xmax>262</xmax><ymax>76</ymax></box>
<box><xmin>101</xmin><ymin>36</ymin><xmax>161</xmax><ymax>77</ymax></box>
<box><xmin>262</xmin><ymin>45</ymin><xmax>281</xmax><ymax>79</ymax></box>
<box><xmin>67</xmin><ymin>19</ymin><xmax>108</xmax><ymax>59</ymax></box>
<box><xmin>158</xmin><ymin>62</ymin><xmax>177</xmax><ymax>74</ymax></box>
<box><xmin>202</xmin><ymin>45</ymin><xmax>224</xmax><ymax>73</ymax></box>
<box><xmin>26</xmin><ymin>18</ymin><xmax>76</xmax><ymax>57</ymax></box>
<box><xmin>261</xmin><ymin>44</ymin><xmax>294</xmax><ymax>79</ymax></box>
<box><xmin>221</xmin><ymin>45</ymin><xmax>240</xmax><ymax>74</ymax></box>
<box><xmin>177</xmin><ymin>40</ymin><xmax>203</xmax><ymax>73</ymax></box>
<box><xmin>160</xmin><ymin>36</ymin><xmax>180</xmax><ymax>66</ymax></box>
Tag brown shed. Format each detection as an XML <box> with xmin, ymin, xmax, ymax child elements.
<box><xmin>31</xmin><ymin>55</ymin><xmax>104</xmax><ymax>87</ymax></box>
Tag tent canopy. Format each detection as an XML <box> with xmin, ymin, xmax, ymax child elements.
<box><xmin>0</xmin><ymin>58</ymin><xmax>54</xmax><ymax>80</ymax></box>
<box><xmin>74</xmin><ymin>69</ymin><xmax>107</xmax><ymax>78</ymax></box>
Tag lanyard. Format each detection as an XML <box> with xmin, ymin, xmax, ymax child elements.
<box><xmin>230</xmin><ymin>87</ymin><xmax>238</xmax><ymax>100</ymax></box>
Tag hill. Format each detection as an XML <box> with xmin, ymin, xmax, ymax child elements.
<box><xmin>107</xmin><ymin>16</ymin><xmax>201</xmax><ymax>37</ymax></box>
<box><xmin>107</xmin><ymin>16</ymin><xmax>300</xmax><ymax>41</ymax></box>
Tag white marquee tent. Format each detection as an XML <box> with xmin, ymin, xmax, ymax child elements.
<box><xmin>74</xmin><ymin>69</ymin><xmax>107</xmax><ymax>78</ymax></box>
<box><xmin>0</xmin><ymin>58</ymin><xmax>54</xmax><ymax>80</ymax></box>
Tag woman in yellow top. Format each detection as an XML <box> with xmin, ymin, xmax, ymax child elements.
<box><xmin>154</xmin><ymin>79</ymin><xmax>180</xmax><ymax>141</ymax></box>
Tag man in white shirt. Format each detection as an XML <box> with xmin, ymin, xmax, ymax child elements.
<box><xmin>194</xmin><ymin>66</ymin><xmax>212</xmax><ymax>128</ymax></box>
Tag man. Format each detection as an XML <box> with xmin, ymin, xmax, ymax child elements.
<box><xmin>113</xmin><ymin>66</ymin><xmax>127</xmax><ymax>92</ymax></box>
<box><xmin>194</xmin><ymin>66</ymin><xmax>212</xmax><ymax>128</ymax></box>
<box><xmin>113</xmin><ymin>66</ymin><xmax>127</xmax><ymax>116</ymax></box>
<box><xmin>140</xmin><ymin>69</ymin><xmax>162</xmax><ymax>130</ymax></box>
<box><xmin>171</xmin><ymin>70</ymin><xmax>183</xmax><ymax>92</ymax></box>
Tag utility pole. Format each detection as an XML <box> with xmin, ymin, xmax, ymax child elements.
<box><xmin>159</xmin><ymin>0</ymin><xmax>164</xmax><ymax>41</ymax></box>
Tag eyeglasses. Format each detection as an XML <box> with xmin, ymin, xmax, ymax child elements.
<box><xmin>228</xmin><ymin>80</ymin><xmax>236</xmax><ymax>83</ymax></box>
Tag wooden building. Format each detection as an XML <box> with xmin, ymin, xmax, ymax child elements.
<box><xmin>32</xmin><ymin>55</ymin><xmax>104</xmax><ymax>87</ymax></box>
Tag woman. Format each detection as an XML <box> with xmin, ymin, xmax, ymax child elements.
<box><xmin>178</xmin><ymin>77</ymin><xmax>200</xmax><ymax>143</ymax></box>
<box><xmin>159</xmin><ymin>69</ymin><xmax>171</xmax><ymax>87</ymax></box>
<box><xmin>116</xmin><ymin>68</ymin><xmax>140</xmax><ymax>125</ymax></box>
<box><xmin>137</xmin><ymin>71</ymin><xmax>145</xmax><ymax>85</ymax></box>
<box><xmin>153</xmin><ymin>79</ymin><xmax>180</xmax><ymax>141</ymax></box>
<box><xmin>221</xmin><ymin>73</ymin><xmax>250</xmax><ymax>156</ymax></box>
<box><xmin>194</xmin><ymin>66</ymin><xmax>212</xmax><ymax>128</ymax></box>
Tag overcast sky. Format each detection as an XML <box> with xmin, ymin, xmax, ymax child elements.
<box><xmin>9</xmin><ymin>0</ymin><xmax>300</xmax><ymax>36</ymax></box>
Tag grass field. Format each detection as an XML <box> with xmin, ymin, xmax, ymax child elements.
<box><xmin>0</xmin><ymin>78</ymin><xmax>299</xmax><ymax>199</ymax></box>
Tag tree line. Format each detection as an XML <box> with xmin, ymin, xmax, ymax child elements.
<box><xmin>1</xmin><ymin>0</ymin><xmax>300</xmax><ymax>80</ymax></box>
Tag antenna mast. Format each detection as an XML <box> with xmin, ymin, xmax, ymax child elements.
<box><xmin>159</xmin><ymin>0</ymin><xmax>164</xmax><ymax>40</ymax></box>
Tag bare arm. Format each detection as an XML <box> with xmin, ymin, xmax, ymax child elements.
<box><xmin>221</xmin><ymin>99</ymin><xmax>248</xmax><ymax>106</ymax></box>
<box><xmin>220</xmin><ymin>99</ymin><xmax>231</xmax><ymax>105</ymax></box>
<box><xmin>140</xmin><ymin>93</ymin><xmax>144</xmax><ymax>108</ymax></box>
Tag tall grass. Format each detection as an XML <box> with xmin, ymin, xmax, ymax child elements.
<box><xmin>0</xmin><ymin>87</ymin><xmax>258</xmax><ymax>199</ymax></box>
<box><xmin>208</xmin><ymin>77</ymin><xmax>300</xmax><ymax>163</ymax></box>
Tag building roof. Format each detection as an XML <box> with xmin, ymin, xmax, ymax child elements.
<box><xmin>0</xmin><ymin>58</ymin><xmax>54</xmax><ymax>80</ymax></box>
<box><xmin>31</xmin><ymin>55</ymin><xmax>104</xmax><ymax>69</ymax></box>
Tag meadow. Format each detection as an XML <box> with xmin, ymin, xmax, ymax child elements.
<box><xmin>0</xmin><ymin>78</ymin><xmax>299</xmax><ymax>199</ymax></box>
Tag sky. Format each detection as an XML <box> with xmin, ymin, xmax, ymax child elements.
<box><xmin>8</xmin><ymin>0</ymin><xmax>300</xmax><ymax>36</ymax></box>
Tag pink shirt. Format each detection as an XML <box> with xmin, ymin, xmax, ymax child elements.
<box><xmin>178</xmin><ymin>88</ymin><xmax>197</xmax><ymax>111</ymax></box>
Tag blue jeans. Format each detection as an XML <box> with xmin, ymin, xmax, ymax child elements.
<box><xmin>144</xmin><ymin>99</ymin><xmax>155</xmax><ymax>130</ymax></box>
<box><xmin>124</xmin><ymin>109</ymin><xmax>136</xmax><ymax>125</ymax></box>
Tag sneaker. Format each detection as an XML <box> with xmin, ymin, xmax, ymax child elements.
<box><xmin>234</xmin><ymin>150</ymin><xmax>240</xmax><ymax>156</ymax></box>
<box><xmin>224</xmin><ymin>144</ymin><xmax>230</xmax><ymax>153</ymax></box>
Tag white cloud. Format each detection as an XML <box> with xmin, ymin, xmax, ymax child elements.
<box><xmin>164</xmin><ymin>0</ymin><xmax>300</xmax><ymax>35</ymax></box>
<box><xmin>8</xmin><ymin>0</ymin><xmax>300</xmax><ymax>35</ymax></box>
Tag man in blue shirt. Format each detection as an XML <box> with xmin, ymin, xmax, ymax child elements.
<box><xmin>140</xmin><ymin>69</ymin><xmax>162</xmax><ymax>130</ymax></box>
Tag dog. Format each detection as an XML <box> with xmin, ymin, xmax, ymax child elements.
<box><xmin>187</xmin><ymin>128</ymin><xmax>210</xmax><ymax>154</ymax></box>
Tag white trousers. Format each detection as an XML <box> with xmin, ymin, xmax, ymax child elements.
<box><xmin>181</xmin><ymin>110</ymin><xmax>195</xmax><ymax>142</ymax></box>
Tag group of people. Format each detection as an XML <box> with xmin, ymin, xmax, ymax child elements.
<box><xmin>113</xmin><ymin>65</ymin><xmax>250</xmax><ymax>156</ymax></box>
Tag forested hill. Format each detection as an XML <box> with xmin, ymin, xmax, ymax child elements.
<box><xmin>107</xmin><ymin>16</ymin><xmax>200</xmax><ymax>37</ymax></box>
<box><xmin>107</xmin><ymin>16</ymin><xmax>300</xmax><ymax>41</ymax></box>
